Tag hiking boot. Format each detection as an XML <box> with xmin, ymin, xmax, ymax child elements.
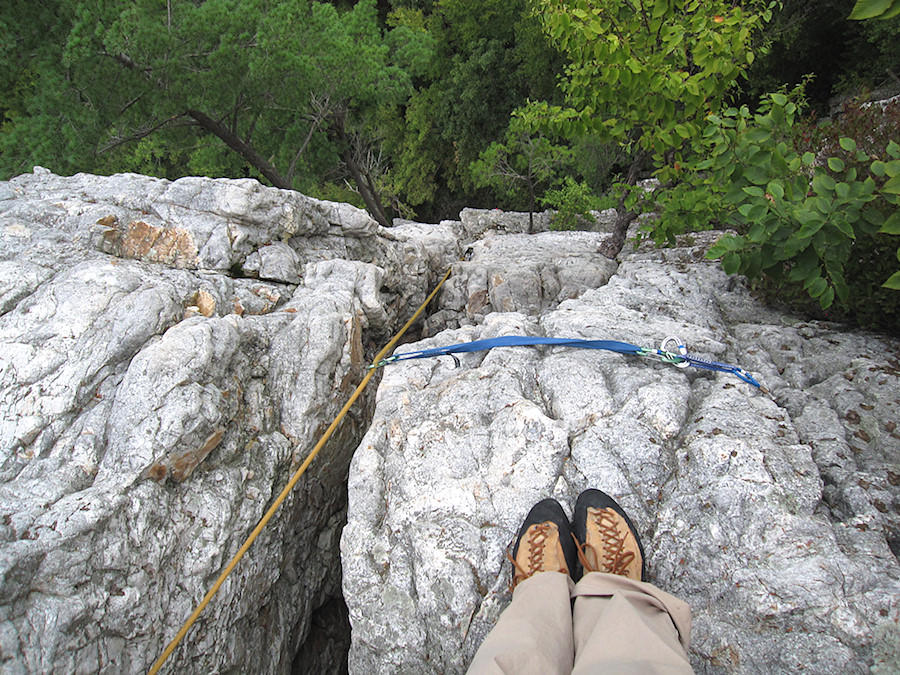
<box><xmin>508</xmin><ymin>498</ymin><xmax>578</xmax><ymax>590</ymax></box>
<box><xmin>572</xmin><ymin>489</ymin><xmax>646</xmax><ymax>581</ymax></box>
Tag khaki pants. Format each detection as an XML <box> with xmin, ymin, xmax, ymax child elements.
<box><xmin>467</xmin><ymin>571</ymin><xmax>693</xmax><ymax>674</ymax></box>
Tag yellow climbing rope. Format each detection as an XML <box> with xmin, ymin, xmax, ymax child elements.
<box><xmin>149</xmin><ymin>266</ymin><xmax>453</xmax><ymax>674</ymax></box>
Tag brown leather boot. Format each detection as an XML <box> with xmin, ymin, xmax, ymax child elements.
<box><xmin>572</xmin><ymin>489</ymin><xmax>646</xmax><ymax>581</ymax></box>
<box><xmin>508</xmin><ymin>498</ymin><xmax>578</xmax><ymax>590</ymax></box>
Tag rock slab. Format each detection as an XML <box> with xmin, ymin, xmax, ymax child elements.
<box><xmin>342</xmin><ymin>241</ymin><xmax>900</xmax><ymax>674</ymax></box>
<box><xmin>0</xmin><ymin>169</ymin><xmax>463</xmax><ymax>674</ymax></box>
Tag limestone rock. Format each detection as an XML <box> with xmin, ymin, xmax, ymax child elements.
<box><xmin>459</xmin><ymin>207</ymin><xmax>550</xmax><ymax>239</ymax></box>
<box><xmin>244</xmin><ymin>242</ymin><xmax>302</xmax><ymax>284</ymax></box>
<box><xmin>0</xmin><ymin>169</ymin><xmax>460</xmax><ymax>674</ymax></box>
<box><xmin>342</xmin><ymin>249</ymin><xmax>900</xmax><ymax>674</ymax></box>
<box><xmin>425</xmin><ymin>230</ymin><xmax>617</xmax><ymax>335</ymax></box>
<box><xmin>1</xmin><ymin>169</ymin><xmax>388</xmax><ymax>275</ymax></box>
<box><xmin>4</xmin><ymin>166</ymin><xmax>899</xmax><ymax>675</ymax></box>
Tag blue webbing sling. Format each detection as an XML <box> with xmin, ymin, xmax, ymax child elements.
<box><xmin>371</xmin><ymin>335</ymin><xmax>766</xmax><ymax>392</ymax></box>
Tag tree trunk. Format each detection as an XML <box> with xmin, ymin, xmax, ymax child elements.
<box><xmin>187</xmin><ymin>109</ymin><xmax>292</xmax><ymax>190</ymax></box>
<box><xmin>332</xmin><ymin>114</ymin><xmax>391</xmax><ymax>228</ymax></box>
<box><xmin>527</xmin><ymin>177</ymin><xmax>535</xmax><ymax>233</ymax></box>
<box><xmin>598</xmin><ymin>151</ymin><xmax>647</xmax><ymax>259</ymax></box>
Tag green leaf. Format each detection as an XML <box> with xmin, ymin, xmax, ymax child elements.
<box><xmin>871</xmin><ymin>161</ymin><xmax>887</xmax><ymax>177</ymax></box>
<box><xmin>863</xmin><ymin>208</ymin><xmax>886</xmax><ymax>227</ymax></box>
<box><xmin>721</xmin><ymin>252</ymin><xmax>741</xmax><ymax>275</ymax></box>
<box><xmin>748</xmin><ymin>222</ymin><xmax>767</xmax><ymax>242</ymax></box>
<box><xmin>880</xmin><ymin>211</ymin><xmax>900</xmax><ymax>234</ymax></box>
<box><xmin>807</xmin><ymin>276</ymin><xmax>828</xmax><ymax>297</ymax></box>
<box><xmin>748</xmin><ymin>203</ymin><xmax>769</xmax><ymax>221</ymax></box>
<box><xmin>803</xmin><ymin>270</ymin><xmax>822</xmax><ymax>291</ymax></box>
<box><xmin>818</xmin><ymin>286</ymin><xmax>835</xmax><ymax>309</ymax></box>
<box><xmin>889</xmin><ymin>140</ymin><xmax>900</xmax><ymax>158</ymax></box>
<box><xmin>745</xmin><ymin>127</ymin><xmax>772</xmax><ymax>143</ymax></box>
<box><xmin>723</xmin><ymin>235</ymin><xmax>746</xmax><ymax>250</ymax></box>
<box><xmin>835</xmin><ymin>182</ymin><xmax>851</xmax><ymax>199</ymax></box>
<box><xmin>885</xmin><ymin>160</ymin><xmax>900</xmax><ymax>177</ymax></box>
<box><xmin>839</xmin><ymin>137</ymin><xmax>858</xmax><ymax>152</ymax></box>
<box><xmin>767</xmin><ymin>180</ymin><xmax>784</xmax><ymax>200</ymax></box>
<box><xmin>813</xmin><ymin>173</ymin><xmax>837</xmax><ymax>195</ymax></box>
<box><xmin>797</xmin><ymin>217</ymin><xmax>826</xmax><ymax>239</ymax></box>
<box><xmin>724</xmin><ymin>183</ymin><xmax>746</xmax><ymax>204</ymax></box>
<box><xmin>744</xmin><ymin>164</ymin><xmax>771</xmax><ymax>185</ymax></box>
<box><xmin>738</xmin><ymin>203</ymin><xmax>755</xmax><ymax>218</ymax></box>
<box><xmin>781</xmin><ymin>233</ymin><xmax>808</xmax><ymax>259</ymax></box>
<box><xmin>833</xmin><ymin>276</ymin><xmax>850</xmax><ymax>303</ymax></box>
<box><xmin>788</xmin><ymin>248</ymin><xmax>818</xmax><ymax>281</ymax></box>
<box><xmin>848</xmin><ymin>0</ymin><xmax>893</xmax><ymax>20</ymax></box>
<box><xmin>802</xmin><ymin>152</ymin><xmax>815</xmax><ymax>166</ymax></box>
<box><xmin>827</xmin><ymin>157</ymin><xmax>845</xmax><ymax>172</ymax></box>
<box><xmin>742</xmin><ymin>185</ymin><xmax>765</xmax><ymax>197</ymax></box>
<box><xmin>771</xmin><ymin>152</ymin><xmax>789</xmax><ymax>175</ymax></box>
<box><xmin>706</xmin><ymin>244</ymin><xmax>728</xmax><ymax>259</ymax></box>
<box><xmin>883</xmin><ymin>271</ymin><xmax>900</xmax><ymax>290</ymax></box>
<box><xmin>883</xmin><ymin>176</ymin><xmax>900</xmax><ymax>195</ymax></box>
<box><xmin>831</xmin><ymin>217</ymin><xmax>856</xmax><ymax>238</ymax></box>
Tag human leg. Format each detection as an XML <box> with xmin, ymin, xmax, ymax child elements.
<box><xmin>569</xmin><ymin>490</ymin><xmax>693</xmax><ymax>675</ymax></box>
<box><xmin>467</xmin><ymin>571</ymin><xmax>575</xmax><ymax>675</ymax></box>
<box><xmin>467</xmin><ymin>499</ymin><xmax>578</xmax><ymax>675</ymax></box>
<box><xmin>571</xmin><ymin>573</ymin><xmax>692</xmax><ymax>675</ymax></box>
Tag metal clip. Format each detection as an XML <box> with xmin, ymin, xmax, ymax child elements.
<box><xmin>660</xmin><ymin>336</ymin><xmax>689</xmax><ymax>368</ymax></box>
<box><xmin>367</xmin><ymin>354</ymin><xmax>400</xmax><ymax>370</ymax></box>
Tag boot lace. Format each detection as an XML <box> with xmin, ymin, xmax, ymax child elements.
<box><xmin>507</xmin><ymin>523</ymin><xmax>566</xmax><ymax>591</ymax></box>
<box><xmin>574</xmin><ymin>509</ymin><xmax>635</xmax><ymax>576</ymax></box>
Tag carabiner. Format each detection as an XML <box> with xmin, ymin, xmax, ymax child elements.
<box><xmin>660</xmin><ymin>335</ymin><xmax>690</xmax><ymax>368</ymax></box>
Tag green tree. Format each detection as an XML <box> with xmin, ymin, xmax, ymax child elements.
<box><xmin>739</xmin><ymin>0</ymin><xmax>900</xmax><ymax>114</ymax></box>
<box><xmin>539</xmin><ymin>176</ymin><xmax>605</xmax><ymax>230</ymax></box>
<box><xmin>524</xmin><ymin>0</ymin><xmax>777</xmax><ymax>257</ymax></box>
<box><xmin>1</xmin><ymin>0</ymin><xmax>426</xmax><ymax>227</ymax></box>
<box><xmin>698</xmin><ymin>91</ymin><xmax>900</xmax><ymax>329</ymax></box>
<box><xmin>0</xmin><ymin>0</ymin><xmax>108</xmax><ymax>177</ymax></box>
<box><xmin>470</xmin><ymin>117</ymin><xmax>572</xmax><ymax>230</ymax></box>
<box><xmin>384</xmin><ymin>0</ymin><xmax>565</xmax><ymax>220</ymax></box>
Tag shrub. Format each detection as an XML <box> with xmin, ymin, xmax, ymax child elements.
<box><xmin>539</xmin><ymin>176</ymin><xmax>601</xmax><ymax>230</ymax></box>
<box><xmin>675</xmin><ymin>87</ymin><xmax>900</xmax><ymax>332</ymax></box>
<box><xmin>652</xmin><ymin>87</ymin><xmax>900</xmax><ymax>331</ymax></box>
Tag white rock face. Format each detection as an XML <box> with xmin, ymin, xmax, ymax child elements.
<box><xmin>0</xmin><ymin>170</ymin><xmax>466</xmax><ymax>674</ymax></box>
<box><xmin>2</xmin><ymin>168</ymin><xmax>899</xmax><ymax>675</ymax></box>
<box><xmin>425</xmin><ymin>230</ymin><xmax>618</xmax><ymax>335</ymax></box>
<box><xmin>342</xmin><ymin>238</ymin><xmax>900</xmax><ymax>673</ymax></box>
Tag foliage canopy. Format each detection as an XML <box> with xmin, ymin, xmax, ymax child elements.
<box><xmin>1</xmin><ymin>0</ymin><xmax>428</xmax><ymax>225</ymax></box>
<box><xmin>1</xmin><ymin>0</ymin><xmax>898</xmax><ymax>324</ymax></box>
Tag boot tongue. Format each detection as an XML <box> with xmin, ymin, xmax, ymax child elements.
<box><xmin>586</xmin><ymin>507</ymin><xmax>643</xmax><ymax>580</ymax></box>
<box><xmin>516</xmin><ymin>522</ymin><xmax>568</xmax><ymax>577</ymax></box>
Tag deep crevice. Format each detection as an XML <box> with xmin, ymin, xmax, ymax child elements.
<box><xmin>292</xmin><ymin>595</ymin><xmax>351</xmax><ymax>675</ymax></box>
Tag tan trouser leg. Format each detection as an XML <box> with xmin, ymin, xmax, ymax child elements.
<box><xmin>571</xmin><ymin>572</ymin><xmax>693</xmax><ymax>674</ymax></box>
<box><xmin>466</xmin><ymin>571</ymin><xmax>575</xmax><ymax>675</ymax></box>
